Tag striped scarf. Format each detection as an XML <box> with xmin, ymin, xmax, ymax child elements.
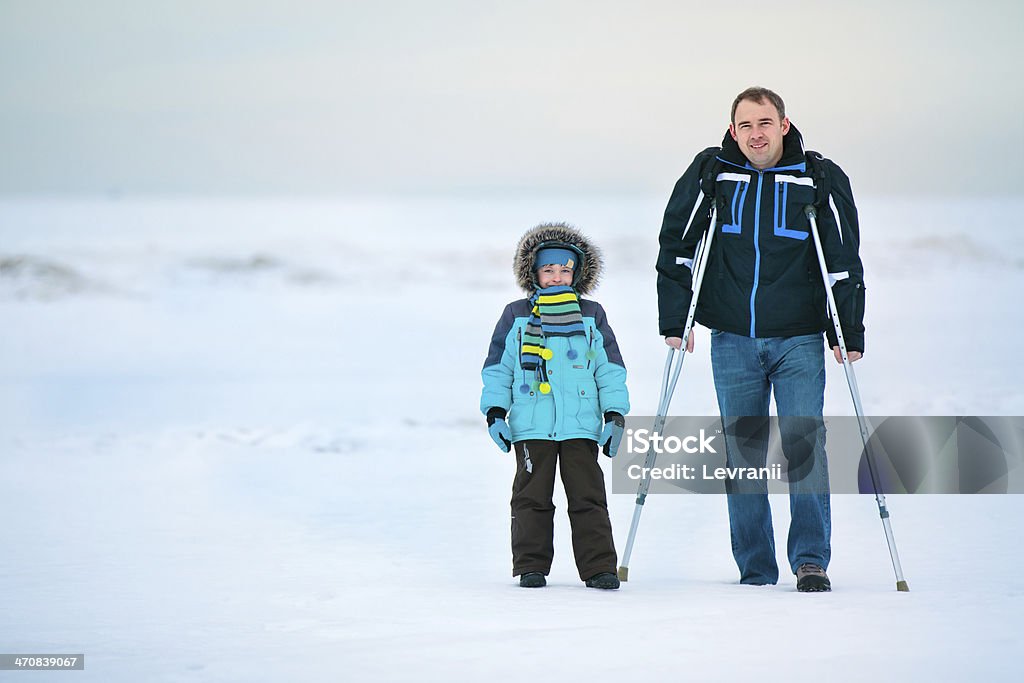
<box><xmin>520</xmin><ymin>286</ymin><xmax>585</xmax><ymax>370</ymax></box>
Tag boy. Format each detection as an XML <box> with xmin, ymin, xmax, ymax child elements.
<box><xmin>481</xmin><ymin>222</ymin><xmax>629</xmax><ymax>589</ymax></box>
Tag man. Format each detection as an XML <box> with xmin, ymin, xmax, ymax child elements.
<box><xmin>656</xmin><ymin>87</ymin><xmax>865</xmax><ymax>592</ymax></box>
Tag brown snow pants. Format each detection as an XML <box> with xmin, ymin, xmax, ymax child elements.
<box><xmin>510</xmin><ymin>438</ymin><xmax>617</xmax><ymax>581</ymax></box>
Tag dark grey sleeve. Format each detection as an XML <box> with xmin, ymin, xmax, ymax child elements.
<box><xmin>483</xmin><ymin>303</ymin><xmax>516</xmax><ymax>369</ymax></box>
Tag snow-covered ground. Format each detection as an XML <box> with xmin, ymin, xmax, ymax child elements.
<box><xmin>1</xmin><ymin>195</ymin><xmax>1022</xmax><ymax>681</ymax></box>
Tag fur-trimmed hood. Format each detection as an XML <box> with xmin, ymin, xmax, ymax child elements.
<box><xmin>513</xmin><ymin>222</ymin><xmax>603</xmax><ymax>296</ymax></box>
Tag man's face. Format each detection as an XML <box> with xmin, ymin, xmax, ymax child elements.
<box><xmin>729</xmin><ymin>98</ymin><xmax>791</xmax><ymax>170</ymax></box>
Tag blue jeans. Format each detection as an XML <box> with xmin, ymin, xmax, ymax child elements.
<box><xmin>710</xmin><ymin>330</ymin><xmax>831</xmax><ymax>585</ymax></box>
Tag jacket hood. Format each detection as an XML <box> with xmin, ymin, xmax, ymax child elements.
<box><xmin>718</xmin><ymin>121</ymin><xmax>806</xmax><ymax>168</ymax></box>
<box><xmin>514</xmin><ymin>222</ymin><xmax>603</xmax><ymax>296</ymax></box>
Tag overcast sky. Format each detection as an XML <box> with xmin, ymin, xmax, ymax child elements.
<box><xmin>2</xmin><ymin>0</ymin><xmax>1021</xmax><ymax>197</ymax></box>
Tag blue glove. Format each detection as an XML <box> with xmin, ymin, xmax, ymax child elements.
<box><xmin>486</xmin><ymin>407</ymin><xmax>512</xmax><ymax>453</ymax></box>
<box><xmin>599</xmin><ymin>412</ymin><xmax>625</xmax><ymax>457</ymax></box>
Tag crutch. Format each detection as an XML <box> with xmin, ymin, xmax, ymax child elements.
<box><xmin>618</xmin><ymin>208</ymin><xmax>717</xmax><ymax>581</ymax></box>
<box><xmin>805</xmin><ymin>204</ymin><xmax>910</xmax><ymax>592</ymax></box>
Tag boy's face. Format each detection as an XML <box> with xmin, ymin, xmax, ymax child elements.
<box><xmin>536</xmin><ymin>264</ymin><xmax>574</xmax><ymax>288</ymax></box>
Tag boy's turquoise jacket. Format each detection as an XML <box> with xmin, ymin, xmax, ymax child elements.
<box><xmin>481</xmin><ymin>297</ymin><xmax>629</xmax><ymax>442</ymax></box>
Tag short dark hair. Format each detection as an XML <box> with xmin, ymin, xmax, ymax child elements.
<box><xmin>731</xmin><ymin>87</ymin><xmax>786</xmax><ymax>123</ymax></box>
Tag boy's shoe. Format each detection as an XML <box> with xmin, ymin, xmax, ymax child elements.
<box><xmin>520</xmin><ymin>572</ymin><xmax>546</xmax><ymax>588</ymax></box>
<box><xmin>585</xmin><ymin>572</ymin><xmax>621</xmax><ymax>590</ymax></box>
<box><xmin>796</xmin><ymin>564</ymin><xmax>831</xmax><ymax>592</ymax></box>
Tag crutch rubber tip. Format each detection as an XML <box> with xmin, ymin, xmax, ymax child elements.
<box><xmin>896</xmin><ymin>580</ymin><xmax>910</xmax><ymax>592</ymax></box>
<box><xmin>617</xmin><ymin>566</ymin><xmax>629</xmax><ymax>582</ymax></box>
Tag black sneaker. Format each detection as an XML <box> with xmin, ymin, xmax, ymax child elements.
<box><xmin>585</xmin><ymin>572</ymin><xmax>621</xmax><ymax>590</ymax></box>
<box><xmin>796</xmin><ymin>564</ymin><xmax>831</xmax><ymax>592</ymax></box>
<box><xmin>520</xmin><ymin>572</ymin><xmax>546</xmax><ymax>588</ymax></box>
